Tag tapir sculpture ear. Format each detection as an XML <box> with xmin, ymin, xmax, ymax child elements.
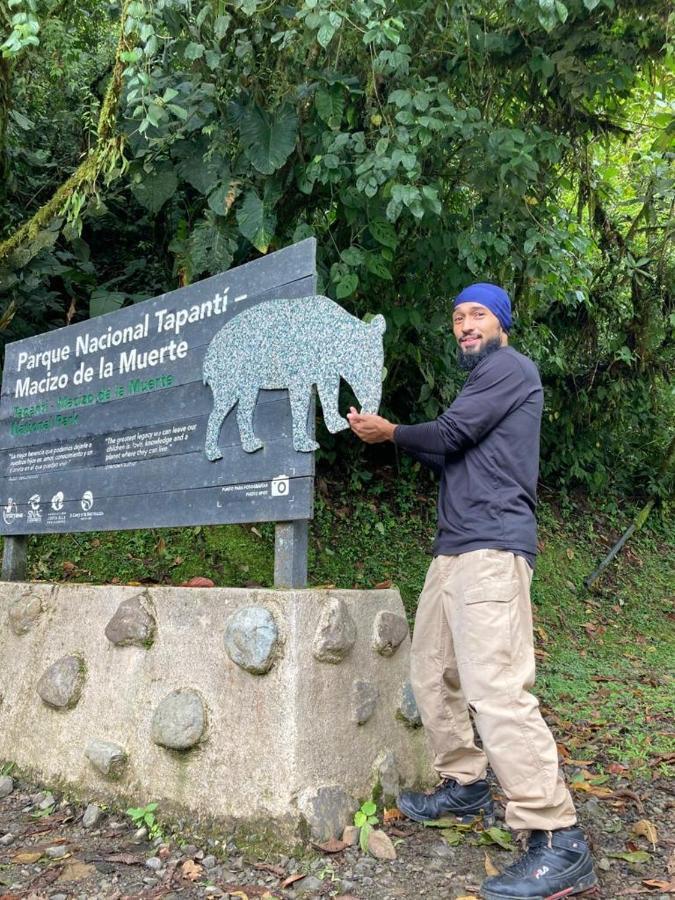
<box><xmin>370</xmin><ymin>314</ymin><xmax>386</xmax><ymax>334</ymax></box>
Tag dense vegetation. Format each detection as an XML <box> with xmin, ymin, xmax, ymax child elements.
<box><xmin>1</xmin><ymin>0</ymin><xmax>673</xmax><ymax>496</ymax></box>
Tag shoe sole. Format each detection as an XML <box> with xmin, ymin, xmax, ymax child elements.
<box><xmin>480</xmin><ymin>870</ymin><xmax>599</xmax><ymax>900</ymax></box>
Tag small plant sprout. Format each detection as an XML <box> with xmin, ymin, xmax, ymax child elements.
<box><xmin>354</xmin><ymin>799</ymin><xmax>379</xmax><ymax>853</ymax></box>
<box><xmin>126</xmin><ymin>802</ymin><xmax>163</xmax><ymax>841</ymax></box>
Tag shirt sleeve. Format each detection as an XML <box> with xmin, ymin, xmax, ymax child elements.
<box><xmin>394</xmin><ymin>434</ymin><xmax>444</xmax><ymax>476</ymax></box>
<box><xmin>394</xmin><ymin>352</ymin><xmax>533</xmax><ymax>456</ymax></box>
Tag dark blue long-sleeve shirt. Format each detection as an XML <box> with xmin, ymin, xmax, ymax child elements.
<box><xmin>394</xmin><ymin>346</ymin><xmax>543</xmax><ymax>565</ymax></box>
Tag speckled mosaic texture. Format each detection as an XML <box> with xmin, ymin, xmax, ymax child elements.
<box><xmin>202</xmin><ymin>295</ymin><xmax>386</xmax><ymax>457</ymax></box>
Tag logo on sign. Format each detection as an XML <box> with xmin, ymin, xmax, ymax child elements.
<box><xmin>27</xmin><ymin>493</ymin><xmax>42</xmax><ymax>523</ymax></box>
<box><xmin>270</xmin><ymin>475</ymin><xmax>290</xmax><ymax>497</ymax></box>
<box><xmin>81</xmin><ymin>490</ymin><xmax>94</xmax><ymax>511</ymax></box>
<box><xmin>51</xmin><ymin>491</ymin><xmax>64</xmax><ymax>512</ymax></box>
<box><xmin>2</xmin><ymin>498</ymin><xmax>20</xmax><ymax>525</ymax></box>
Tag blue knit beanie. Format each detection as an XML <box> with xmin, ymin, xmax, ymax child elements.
<box><xmin>453</xmin><ymin>283</ymin><xmax>512</xmax><ymax>332</ymax></box>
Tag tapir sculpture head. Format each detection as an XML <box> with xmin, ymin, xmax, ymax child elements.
<box><xmin>339</xmin><ymin>314</ymin><xmax>386</xmax><ymax>415</ymax></box>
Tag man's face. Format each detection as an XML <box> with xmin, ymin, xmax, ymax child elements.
<box><xmin>452</xmin><ymin>302</ymin><xmax>505</xmax><ymax>359</ymax></box>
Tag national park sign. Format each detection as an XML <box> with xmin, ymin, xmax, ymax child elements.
<box><xmin>0</xmin><ymin>240</ymin><xmax>320</xmax><ymax>537</ymax></box>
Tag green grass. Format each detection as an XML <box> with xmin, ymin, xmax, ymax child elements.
<box><xmin>23</xmin><ymin>471</ymin><xmax>674</xmax><ymax>775</ymax></box>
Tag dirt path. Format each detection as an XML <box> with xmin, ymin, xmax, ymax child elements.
<box><xmin>0</xmin><ymin>771</ymin><xmax>673</xmax><ymax>900</ymax></box>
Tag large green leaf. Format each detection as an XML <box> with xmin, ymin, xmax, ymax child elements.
<box><xmin>236</xmin><ymin>190</ymin><xmax>276</xmax><ymax>253</ymax></box>
<box><xmin>130</xmin><ymin>166</ymin><xmax>178</xmax><ymax>213</ymax></box>
<box><xmin>239</xmin><ymin>104</ymin><xmax>298</xmax><ymax>175</ymax></box>
<box><xmin>188</xmin><ymin>213</ymin><xmax>235</xmax><ymax>278</ymax></box>
<box><xmin>315</xmin><ymin>85</ymin><xmax>345</xmax><ymax>128</ymax></box>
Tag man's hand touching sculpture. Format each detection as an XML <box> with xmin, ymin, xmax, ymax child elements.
<box><xmin>346</xmin><ymin>407</ymin><xmax>396</xmax><ymax>444</ymax></box>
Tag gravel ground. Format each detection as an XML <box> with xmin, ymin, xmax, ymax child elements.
<box><xmin>0</xmin><ymin>772</ymin><xmax>673</xmax><ymax>900</ymax></box>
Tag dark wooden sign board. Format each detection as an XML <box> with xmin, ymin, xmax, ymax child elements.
<box><xmin>0</xmin><ymin>239</ymin><xmax>317</xmax><ymax>587</ymax></box>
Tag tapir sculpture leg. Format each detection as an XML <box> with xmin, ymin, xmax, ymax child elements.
<box><xmin>237</xmin><ymin>387</ymin><xmax>264</xmax><ymax>453</ymax></box>
<box><xmin>288</xmin><ymin>381</ymin><xmax>319</xmax><ymax>452</ymax></box>
<box><xmin>205</xmin><ymin>392</ymin><xmax>236</xmax><ymax>461</ymax></box>
<box><xmin>317</xmin><ymin>374</ymin><xmax>349</xmax><ymax>434</ymax></box>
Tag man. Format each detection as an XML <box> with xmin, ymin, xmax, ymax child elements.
<box><xmin>347</xmin><ymin>283</ymin><xmax>597</xmax><ymax>900</ymax></box>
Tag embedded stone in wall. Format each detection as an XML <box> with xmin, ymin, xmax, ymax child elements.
<box><xmin>104</xmin><ymin>593</ymin><xmax>156</xmax><ymax>648</ymax></box>
<box><xmin>85</xmin><ymin>740</ymin><xmax>128</xmax><ymax>778</ymax></box>
<box><xmin>297</xmin><ymin>785</ymin><xmax>355</xmax><ymax>842</ymax></box>
<box><xmin>352</xmin><ymin>680</ymin><xmax>379</xmax><ymax>725</ymax></box>
<box><xmin>8</xmin><ymin>593</ymin><xmax>43</xmax><ymax>636</ymax></box>
<box><xmin>313</xmin><ymin>597</ymin><xmax>356</xmax><ymax>663</ymax></box>
<box><xmin>151</xmin><ymin>689</ymin><xmax>206</xmax><ymax>750</ymax></box>
<box><xmin>37</xmin><ymin>655</ymin><xmax>84</xmax><ymax>709</ymax></box>
<box><xmin>224</xmin><ymin>606</ymin><xmax>279</xmax><ymax>675</ymax></box>
<box><xmin>397</xmin><ymin>679</ymin><xmax>422</xmax><ymax>728</ymax></box>
<box><xmin>373</xmin><ymin>749</ymin><xmax>400</xmax><ymax>805</ymax></box>
<box><xmin>0</xmin><ymin>776</ymin><xmax>13</xmax><ymax>799</ymax></box>
<box><xmin>373</xmin><ymin>611</ymin><xmax>409</xmax><ymax>657</ymax></box>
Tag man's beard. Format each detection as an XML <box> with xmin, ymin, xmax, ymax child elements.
<box><xmin>457</xmin><ymin>336</ymin><xmax>503</xmax><ymax>371</ymax></box>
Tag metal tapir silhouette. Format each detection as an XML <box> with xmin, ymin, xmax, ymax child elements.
<box><xmin>203</xmin><ymin>295</ymin><xmax>386</xmax><ymax>458</ymax></box>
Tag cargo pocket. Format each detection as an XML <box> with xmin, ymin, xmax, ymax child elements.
<box><xmin>461</xmin><ymin>578</ymin><xmax>518</xmax><ymax>669</ymax></box>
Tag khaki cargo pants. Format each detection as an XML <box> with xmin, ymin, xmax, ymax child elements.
<box><xmin>410</xmin><ymin>549</ymin><xmax>577</xmax><ymax>831</ymax></box>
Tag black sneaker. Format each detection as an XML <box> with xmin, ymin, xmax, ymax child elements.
<box><xmin>397</xmin><ymin>777</ymin><xmax>493</xmax><ymax>824</ymax></box>
<box><xmin>480</xmin><ymin>826</ymin><xmax>598</xmax><ymax>899</ymax></box>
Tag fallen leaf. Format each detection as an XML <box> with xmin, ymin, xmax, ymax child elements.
<box><xmin>608</xmin><ymin>850</ymin><xmax>651</xmax><ymax>864</ymax></box>
<box><xmin>12</xmin><ymin>850</ymin><xmax>44</xmax><ymax>863</ymax></box>
<box><xmin>253</xmin><ymin>862</ymin><xmax>285</xmax><ymax>876</ymax></box>
<box><xmin>56</xmin><ymin>860</ymin><xmax>96</xmax><ymax>882</ymax></box>
<box><xmin>478</xmin><ymin>827</ymin><xmax>515</xmax><ymax>851</ymax></box>
<box><xmin>383</xmin><ymin>807</ymin><xmax>404</xmax><ymax>823</ymax></box>
<box><xmin>642</xmin><ymin>879</ymin><xmax>675</xmax><ymax>890</ymax></box>
<box><xmin>608</xmin><ymin>762</ymin><xmax>628</xmax><ymax>775</ymax></box>
<box><xmin>180</xmin><ymin>576</ymin><xmax>215</xmax><ymax>588</ymax></box>
<box><xmin>667</xmin><ymin>848</ymin><xmax>675</xmax><ymax>876</ymax></box>
<box><xmin>484</xmin><ymin>852</ymin><xmax>499</xmax><ymax>876</ymax></box>
<box><xmin>312</xmin><ymin>837</ymin><xmax>347</xmax><ymax>853</ymax></box>
<box><xmin>632</xmin><ymin>820</ymin><xmax>658</xmax><ymax>849</ymax></box>
<box><xmin>62</xmin><ymin>560</ymin><xmax>77</xmax><ymax>573</ymax></box>
<box><xmin>564</xmin><ymin>759</ymin><xmax>595</xmax><ymax>767</ymax></box>
<box><xmin>281</xmin><ymin>874</ymin><xmax>305</xmax><ymax>889</ymax></box>
<box><xmin>181</xmin><ymin>859</ymin><xmax>204</xmax><ymax>881</ymax></box>
<box><xmin>374</xmin><ymin>580</ymin><xmax>392</xmax><ymax>589</ymax></box>
<box><xmin>421</xmin><ymin>816</ymin><xmax>467</xmax><ymax>828</ymax></box>
<box><xmin>102</xmin><ymin>853</ymin><xmax>144</xmax><ymax>865</ymax></box>
<box><xmin>571</xmin><ymin>781</ymin><xmax>614</xmax><ymax>798</ymax></box>
<box><xmin>388</xmin><ymin>827</ymin><xmax>411</xmax><ymax>838</ymax></box>
<box><xmin>250</xmin><ymin>527</ymin><xmax>262</xmax><ymax>537</ymax></box>
<box><xmin>442</xmin><ymin>828</ymin><xmax>464</xmax><ymax>846</ymax></box>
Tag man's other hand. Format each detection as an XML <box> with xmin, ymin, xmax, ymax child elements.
<box><xmin>347</xmin><ymin>407</ymin><xmax>396</xmax><ymax>444</ymax></box>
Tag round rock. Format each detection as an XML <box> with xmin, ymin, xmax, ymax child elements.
<box><xmin>8</xmin><ymin>593</ymin><xmax>43</xmax><ymax>636</ymax></box>
<box><xmin>313</xmin><ymin>597</ymin><xmax>356</xmax><ymax>663</ymax></box>
<box><xmin>372</xmin><ymin>610</ymin><xmax>409</xmax><ymax>656</ymax></box>
<box><xmin>105</xmin><ymin>593</ymin><xmax>156</xmax><ymax>648</ymax></box>
<box><xmin>224</xmin><ymin>606</ymin><xmax>279</xmax><ymax>675</ymax></box>
<box><xmin>0</xmin><ymin>776</ymin><xmax>13</xmax><ymax>799</ymax></box>
<box><xmin>298</xmin><ymin>785</ymin><xmax>355</xmax><ymax>842</ymax></box>
<box><xmin>85</xmin><ymin>739</ymin><xmax>127</xmax><ymax>778</ymax></box>
<box><xmin>151</xmin><ymin>689</ymin><xmax>206</xmax><ymax>750</ymax></box>
<box><xmin>36</xmin><ymin>655</ymin><xmax>84</xmax><ymax>709</ymax></box>
<box><xmin>397</xmin><ymin>679</ymin><xmax>422</xmax><ymax>727</ymax></box>
<box><xmin>352</xmin><ymin>680</ymin><xmax>379</xmax><ymax>725</ymax></box>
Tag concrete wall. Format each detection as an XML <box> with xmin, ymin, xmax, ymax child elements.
<box><xmin>0</xmin><ymin>583</ymin><xmax>432</xmax><ymax>839</ymax></box>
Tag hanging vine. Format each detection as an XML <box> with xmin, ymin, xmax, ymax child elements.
<box><xmin>0</xmin><ymin>0</ymin><xmax>133</xmax><ymax>265</ymax></box>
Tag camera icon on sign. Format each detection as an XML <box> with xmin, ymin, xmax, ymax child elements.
<box><xmin>270</xmin><ymin>475</ymin><xmax>290</xmax><ymax>498</ymax></box>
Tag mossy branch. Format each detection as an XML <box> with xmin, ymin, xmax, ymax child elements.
<box><xmin>0</xmin><ymin>0</ymin><xmax>132</xmax><ymax>265</ymax></box>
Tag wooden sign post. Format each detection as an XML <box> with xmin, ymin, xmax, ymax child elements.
<box><xmin>0</xmin><ymin>240</ymin><xmax>317</xmax><ymax>586</ymax></box>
